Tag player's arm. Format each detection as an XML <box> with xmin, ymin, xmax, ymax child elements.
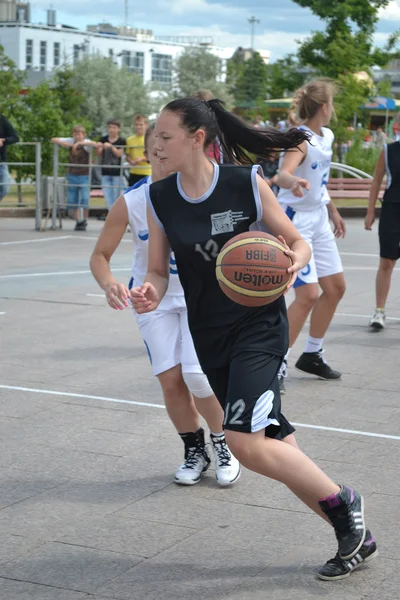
<box><xmin>130</xmin><ymin>207</ymin><xmax>170</xmax><ymax>313</ymax></box>
<box><xmin>365</xmin><ymin>149</ymin><xmax>385</xmax><ymax>231</ymax></box>
<box><xmin>257</xmin><ymin>175</ymin><xmax>311</xmax><ymax>287</ymax></box>
<box><xmin>276</xmin><ymin>142</ymin><xmax>310</xmax><ymax>197</ymax></box>
<box><xmin>90</xmin><ymin>196</ymin><xmax>130</xmax><ymax>309</ymax></box>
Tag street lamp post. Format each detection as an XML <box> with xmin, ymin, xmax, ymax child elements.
<box><xmin>248</xmin><ymin>16</ymin><xmax>260</xmax><ymax>50</ymax></box>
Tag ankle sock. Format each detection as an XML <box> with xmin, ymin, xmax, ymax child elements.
<box><xmin>304</xmin><ymin>336</ymin><xmax>324</xmax><ymax>354</ymax></box>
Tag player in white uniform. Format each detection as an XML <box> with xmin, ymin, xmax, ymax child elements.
<box><xmin>90</xmin><ymin>123</ymin><xmax>240</xmax><ymax>487</ymax></box>
<box><xmin>277</xmin><ymin>79</ymin><xmax>346</xmax><ymax>390</ymax></box>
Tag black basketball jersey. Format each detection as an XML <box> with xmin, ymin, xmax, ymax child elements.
<box><xmin>147</xmin><ymin>164</ymin><xmax>288</xmax><ymax>369</ymax></box>
<box><xmin>383</xmin><ymin>142</ymin><xmax>400</xmax><ymax>204</ymax></box>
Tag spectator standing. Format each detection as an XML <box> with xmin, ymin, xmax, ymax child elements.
<box><xmin>96</xmin><ymin>119</ymin><xmax>126</xmax><ymax>215</ymax></box>
<box><xmin>0</xmin><ymin>114</ymin><xmax>19</xmax><ymax>202</ymax></box>
<box><xmin>126</xmin><ymin>115</ymin><xmax>151</xmax><ymax>187</ymax></box>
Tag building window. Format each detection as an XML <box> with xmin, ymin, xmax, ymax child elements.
<box><xmin>73</xmin><ymin>44</ymin><xmax>80</xmax><ymax>65</ymax></box>
<box><xmin>54</xmin><ymin>42</ymin><xmax>60</xmax><ymax>67</ymax></box>
<box><xmin>151</xmin><ymin>53</ymin><xmax>172</xmax><ymax>85</ymax></box>
<box><xmin>26</xmin><ymin>39</ymin><xmax>33</xmax><ymax>70</ymax></box>
<box><xmin>40</xmin><ymin>41</ymin><xmax>47</xmax><ymax>71</ymax></box>
<box><xmin>121</xmin><ymin>50</ymin><xmax>144</xmax><ymax>78</ymax></box>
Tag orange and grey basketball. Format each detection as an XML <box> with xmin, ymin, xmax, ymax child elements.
<box><xmin>215</xmin><ymin>231</ymin><xmax>292</xmax><ymax>307</ymax></box>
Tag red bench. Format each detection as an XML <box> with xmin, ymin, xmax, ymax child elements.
<box><xmin>328</xmin><ymin>178</ymin><xmax>385</xmax><ymax>200</ymax></box>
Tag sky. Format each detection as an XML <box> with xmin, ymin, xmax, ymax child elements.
<box><xmin>31</xmin><ymin>0</ymin><xmax>400</xmax><ymax>61</ymax></box>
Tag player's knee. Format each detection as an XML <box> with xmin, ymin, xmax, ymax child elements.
<box><xmin>182</xmin><ymin>372</ymin><xmax>213</xmax><ymax>399</ymax></box>
<box><xmin>380</xmin><ymin>258</ymin><xmax>396</xmax><ymax>272</ymax></box>
<box><xmin>331</xmin><ymin>279</ymin><xmax>346</xmax><ymax>301</ymax></box>
<box><xmin>297</xmin><ymin>286</ymin><xmax>319</xmax><ymax>309</ymax></box>
<box><xmin>158</xmin><ymin>366</ymin><xmax>186</xmax><ymax>397</ymax></box>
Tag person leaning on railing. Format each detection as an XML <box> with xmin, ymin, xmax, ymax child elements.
<box><xmin>0</xmin><ymin>114</ymin><xmax>19</xmax><ymax>202</ymax></box>
<box><xmin>51</xmin><ymin>125</ymin><xmax>97</xmax><ymax>232</ymax></box>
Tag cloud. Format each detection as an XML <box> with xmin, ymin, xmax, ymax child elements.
<box><xmin>379</xmin><ymin>1</ymin><xmax>400</xmax><ymax>20</ymax></box>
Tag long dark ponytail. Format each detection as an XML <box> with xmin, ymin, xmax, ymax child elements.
<box><xmin>163</xmin><ymin>97</ymin><xmax>309</xmax><ymax>164</ymax></box>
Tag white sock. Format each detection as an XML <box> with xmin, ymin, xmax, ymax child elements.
<box><xmin>210</xmin><ymin>431</ymin><xmax>224</xmax><ymax>438</ymax></box>
<box><xmin>304</xmin><ymin>336</ymin><xmax>324</xmax><ymax>353</ymax></box>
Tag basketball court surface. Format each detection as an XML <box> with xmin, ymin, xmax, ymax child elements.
<box><xmin>0</xmin><ymin>217</ymin><xmax>399</xmax><ymax>599</ymax></box>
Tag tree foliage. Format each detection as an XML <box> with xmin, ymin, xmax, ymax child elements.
<box><xmin>226</xmin><ymin>49</ymin><xmax>268</xmax><ymax>108</ymax></box>
<box><xmin>69</xmin><ymin>56</ymin><xmax>154</xmax><ymax>136</ymax></box>
<box><xmin>175</xmin><ymin>47</ymin><xmax>232</xmax><ymax>104</ymax></box>
<box><xmin>266</xmin><ymin>54</ymin><xmax>308</xmax><ymax>98</ymax></box>
<box><xmin>293</xmin><ymin>0</ymin><xmax>399</xmax><ymax>78</ymax></box>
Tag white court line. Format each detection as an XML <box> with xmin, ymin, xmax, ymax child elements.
<box><xmin>1</xmin><ymin>384</ymin><xmax>399</xmax><ymax>441</ymax></box>
<box><xmin>0</xmin><ymin>268</ymin><xmax>131</xmax><ymax>280</ymax></box>
<box><xmin>86</xmin><ymin>293</ymin><xmax>105</xmax><ymax>298</ymax></box>
<box><xmin>340</xmin><ymin>252</ymin><xmax>378</xmax><ymax>258</ymax></box>
<box><xmin>335</xmin><ymin>312</ymin><xmax>400</xmax><ymax>322</ymax></box>
<box><xmin>0</xmin><ymin>236</ymin><xmax>73</xmax><ymax>246</ymax></box>
<box><xmin>0</xmin><ymin>312</ymin><xmax>5</xmax><ymax>315</ymax></box>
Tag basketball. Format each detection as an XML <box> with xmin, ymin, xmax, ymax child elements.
<box><xmin>215</xmin><ymin>232</ymin><xmax>292</xmax><ymax>307</ymax></box>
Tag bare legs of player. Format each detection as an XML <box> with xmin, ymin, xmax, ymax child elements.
<box><xmin>287</xmin><ymin>273</ymin><xmax>345</xmax><ymax>347</ymax></box>
<box><xmin>157</xmin><ymin>365</ymin><xmax>224</xmax><ymax>433</ymax></box>
<box><xmin>375</xmin><ymin>258</ymin><xmax>396</xmax><ymax>309</ymax></box>
<box><xmin>225</xmin><ymin>429</ymin><xmax>335</xmax><ymax>524</ymax></box>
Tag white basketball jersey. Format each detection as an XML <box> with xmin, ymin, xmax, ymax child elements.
<box><xmin>123</xmin><ymin>177</ymin><xmax>184</xmax><ymax>306</ymax></box>
<box><xmin>278</xmin><ymin>126</ymin><xmax>334</xmax><ymax>211</ymax></box>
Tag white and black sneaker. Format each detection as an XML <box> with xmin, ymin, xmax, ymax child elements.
<box><xmin>319</xmin><ymin>485</ymin><xmax>366</xmax><ymax>560</ymax></box>
<box><xmin>210</xmin><ymin>433</ymin><xmax>241</xmax><ymax>487</ymax></box>
<box><xmin>174</xmin><ymin>429</ymin><xmax>211</xmax><ymax>486</ymax></box>
<box><xmin>277</xmin><ymin>359</ymin><xmax>287</xmax><ymax>395</ymax></box>
<box><xmin>295</xmin><ymin>349</ymin><xmax>341</xmax><ymax>380</ymax></box>
<box><xmin>369</xmin><ymin>309</ymin><xmax>385</xmax><ymax>330</ymax></box>
<box><xmin>317</xmin><ymin>529</ymin><xmax>377</xmax><ymax>581</ymax></box>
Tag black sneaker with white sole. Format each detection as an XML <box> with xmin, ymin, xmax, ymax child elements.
<box><xmin>295</xmin><ymin>349</ymin><xmax>341</xmax><ymax>380</ymax></box>
<box><xmin>317</xmin><ymin>529</ymin><xmax>377</xmax><ymax>581</ymax></box>
<box><xmin>319</xmin><ymin>485</ymin><xmax>366</xmax><ymax>560</ymax></box>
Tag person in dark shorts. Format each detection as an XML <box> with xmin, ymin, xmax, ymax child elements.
<box><xmin>127</xmin><ymin>97</ymin><xmax>376</xmax><ymax>580</ymax></box>
<box><xmin>365</xmin><ymin>140</ymin><xmax>400</xmax><ymax>329</ymax></box>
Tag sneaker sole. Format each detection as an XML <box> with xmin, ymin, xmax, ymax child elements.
<box><xmin>216</xmin><ymin>467</ymin><xmax>241</xmax><ymax>487</ymax></box>
<box><xmin>295</xmin><ymin>366</ymin><xmax>342</xmax><ymax>381</ymax></box>
<box><xmin>340</xmin><ymin>494</ymin><xmax>366</xmax><ymax>560</ymax></box>
<box><xmin>316</xmin><ymin>549</ymin><xmax>378</xmax><ymax>581</ymax></box>
<box><xmin>370</xmin><ymin>323</ymin><xmax>384</xmax><ymax>330</ymax></box>
<box><xmin>174</xmin><ymin>461</ymin><xmax>211</xmax><ymax>486</ymax></box>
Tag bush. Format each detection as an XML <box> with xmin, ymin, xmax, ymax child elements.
<box><xmin>332</xmin><ymin>131</ymin><xmax>380</xmax><ymax>177</ymax></box>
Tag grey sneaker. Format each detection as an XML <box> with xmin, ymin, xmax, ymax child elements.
<box><xmin>319</xmin><ymin>485</ymin><xmax>366</xmax><ymax>560</ymax></box>
<box><xmin>369</xmin><ymin>309</ymin><xmax>385</xmax><ymax>330</ymax></box>
<box><xmin>317</xmin><ymin>529</ymin><xmax>377</xmax><ymax>581</ymax></box>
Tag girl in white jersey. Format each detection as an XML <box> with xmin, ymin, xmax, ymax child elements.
<box><xmin>277</xmin><ymin>80</ymin><xmax>346</xmax><ymax>390</ymax></box>
<box><xmin>90</xmin><ymin>124</ymin><xmax>240</xmax><ymax>487</ymax></box>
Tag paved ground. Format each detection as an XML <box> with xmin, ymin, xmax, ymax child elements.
<box><xmin>0</xmin><ymin>217</ymin><xmax>399</xmax><ymax>600</ymax></box>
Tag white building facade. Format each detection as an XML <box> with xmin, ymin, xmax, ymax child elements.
<box><xmin>0</xmin><ymin>20</ymin><xmax>236</xmax><ymax>87</ymax></box>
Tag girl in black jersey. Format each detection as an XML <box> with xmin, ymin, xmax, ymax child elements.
<box><xmin>128</xmin><ymin>98</ymin><xmax>376</xmax><ymax>580</ymax></box>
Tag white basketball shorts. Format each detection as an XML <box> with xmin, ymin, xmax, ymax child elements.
<box><xmin>135</xmin><ymin>296</ymin><xmax>203</xmax><ymax>377</ymax></box>
<box><xmin>284</xmin><ymin>204</ymin><xmax>343</xmax><ymax>288</ymax></box>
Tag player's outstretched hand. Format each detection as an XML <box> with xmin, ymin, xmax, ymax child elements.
<box><xmin>130</xmin><ymin>282</ymin><xmax>160</xmax><ymax>313</ymax></box>
<box><xmin>105</xmin><ymin>283</ymin><xmax>130</xmax><ymax>310</ymax></box>
<box><xmin>290</xmin><ymin>177</ymin><xmax>310</xmax><ymax>198</ymax></box>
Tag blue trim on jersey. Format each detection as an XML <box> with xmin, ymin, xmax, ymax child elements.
<box><xmin>144</xmin><ymin>340</ymin><xmax>152</xmax><ymax>364</ymax></box>
<box><xmin>124</xmin><ymin>176</ymin><xmax>149</xmax><ymax>194</ymax></box>
<box><xmin>285</xmin><ymin>206</ymin><xmax>296</xmax><ymax>221</ymax></box>
<box><xmin>128</xmin><ymin>277</ymin><xmax>134</xmax><ymax>290</ymax></box>
<box><xmin>293</xmin><ymin>277</ymin><xmax>308</xmax><ymax>289</ymax></box>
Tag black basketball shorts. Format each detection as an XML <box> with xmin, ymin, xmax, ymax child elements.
<box><xmin>379</xmin><ymin>202</ymin><xmax>400</xmax><ymax>260</ymax></box>
<box><xmin>203</xmin><ymin>352</ymin><xmax>295</xmax><ymax>439</ymax></box>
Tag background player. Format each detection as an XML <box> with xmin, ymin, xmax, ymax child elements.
<box><xmin>90</xmin><ymin>123</ymin><xmax>241</xmax><ymax>487</ymax></box>
<box><xmin>277</xmin><ymin>79</ymin><xmax>346</xmax><ymax>391</ymax></box>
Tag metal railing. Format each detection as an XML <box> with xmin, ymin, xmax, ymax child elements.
<box><xmin>0</xmin><ymin>142</ymin><xmax>42</xmax><ymax>229</ymax></box>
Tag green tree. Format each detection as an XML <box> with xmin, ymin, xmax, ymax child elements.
<box><xmin>175</xmin><ymin>47</ymin><xmax>232</xmax><ymax>104</ymax></box>
<box><xmin>227</xmin><ymin>49</ymin><xmax>268</xmax><ymax>109</ymax></box>
<box><xmin>266</xmin><ymin>54</ymin><xmax>308</xmax><ymax>98</ymax></box>
<box><xmin>70</xmin><ymin>56</ymin><xmax>153</xmax><ymax>136</ymax></box>
<box><xmin>294</xmin><ymin>0</ymin><xmax>399</xmax><ymax>78</ymax></box>
<box><xmin>0</xmin><ymin>45</ymin><xmax>24</xmax><ymax>115</ymax></box>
